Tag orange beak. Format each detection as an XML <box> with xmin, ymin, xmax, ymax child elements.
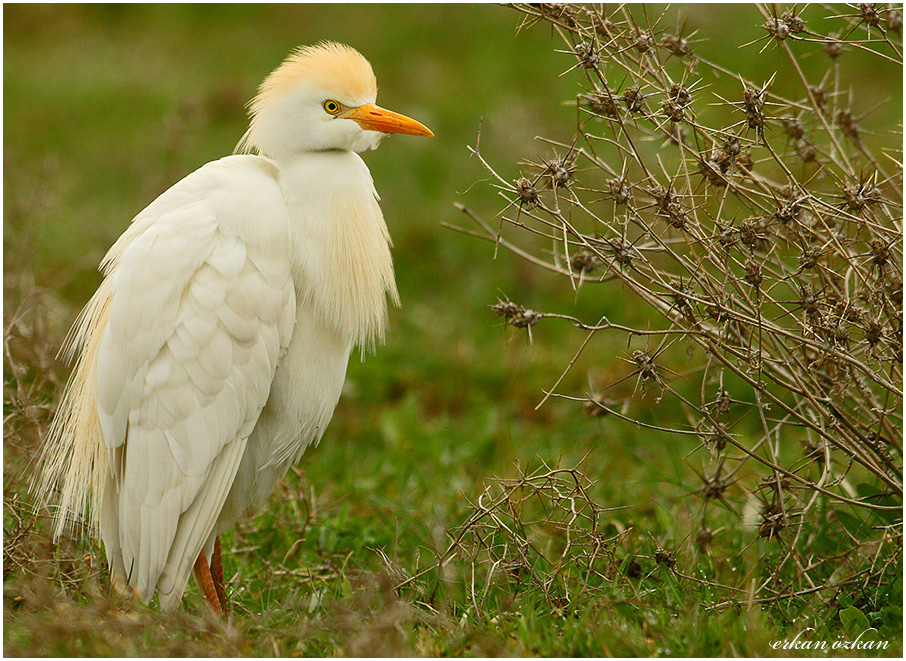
<box><xmin>344</xmin><ymin>103</ymin><xmax>434</xmax><ymax>137</ymax></box>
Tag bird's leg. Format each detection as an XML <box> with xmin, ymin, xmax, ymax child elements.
<box><xmin>193</xmin><ymin>549</ymin><xmax>222</xmax><ymax>615</ymax></box>
<box><xmin>210</xmin><ymin>536</ymin><xmax>229</xmax><ymax>613</ymax></box>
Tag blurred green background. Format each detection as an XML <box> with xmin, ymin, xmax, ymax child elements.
<box><xmin>4</xmin><ymin>5</ymin><xmax>902</xmax><ymax>654</ymax></box>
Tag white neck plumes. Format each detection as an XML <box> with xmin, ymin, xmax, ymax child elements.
<box><xmin>280</xmin><ymin>152</ymin><xmax>399</xmax><ymax>352</ymax></box>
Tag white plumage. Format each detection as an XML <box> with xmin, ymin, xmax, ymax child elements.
<box><xmin>34</xmin><ymin>42</ymin><xmax>432</xmax><ymax>612</ymax></box>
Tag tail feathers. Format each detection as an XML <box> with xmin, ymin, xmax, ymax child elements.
<box><xmin>32</xmin><ymin>282</ymin><xmax>113</xmax><ymax>540</ymax></box>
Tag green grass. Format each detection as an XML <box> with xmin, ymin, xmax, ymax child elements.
<box><xmin>4</xmin><ymin>4</ymin><xmax>902</xmax><ymax>656</ymax></box>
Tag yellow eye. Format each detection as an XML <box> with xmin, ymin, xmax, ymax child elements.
<box><xmin>323</xmin><ymin>100</ymin><xmax>342</xmax><ymax>115</ymax></box>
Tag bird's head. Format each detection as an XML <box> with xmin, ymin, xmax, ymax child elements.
<box><xmin>238</xmin><ymin>42</ymin><xmax>433</xmax><ymax>159</ymax></box>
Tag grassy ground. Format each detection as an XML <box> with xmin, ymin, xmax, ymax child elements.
<box><xmin>4</xmin><ymin>4</ymin><xmax>902</xmax><ymax>656</ymax></box>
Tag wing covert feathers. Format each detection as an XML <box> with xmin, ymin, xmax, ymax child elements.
<box><xmin>33</xmin><ymin>157</ymin><xmax>294</xmax><ymax>608</ymax></box>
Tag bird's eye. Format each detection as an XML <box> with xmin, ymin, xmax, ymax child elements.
<box><xmin>322</xmin><ymin>100</ymin><xmax>342</xmax><ymax>116</ymax></box>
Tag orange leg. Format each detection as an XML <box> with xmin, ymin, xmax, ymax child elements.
<box><xmin>193</xmin><ymin>548</ymin><xmax>223</xmax><ymax>615</ymax></box>
<box><xmin>210</xmin><ymin>536</ymin><xmax>229</xmax><ymax>613</ymax></box>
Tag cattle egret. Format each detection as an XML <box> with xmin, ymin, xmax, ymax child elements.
<box><xmin>34</xmin><ymin>42</ymin><xmax>433</xmax><ymax>614</ymax></box>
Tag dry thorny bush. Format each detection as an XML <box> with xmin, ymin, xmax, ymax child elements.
<box><xmin>438</xmin><ymin>3</ymin><xmax>902</xmax><ymax>618</ymax></box>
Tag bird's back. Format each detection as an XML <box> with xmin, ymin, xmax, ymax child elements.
<box><xmin>36</xmin><ymin>154</ymin><xmax>298</xmax><ymax>609</ymax></box>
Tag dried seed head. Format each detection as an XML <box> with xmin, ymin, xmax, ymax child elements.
<box><xmin>542</xmin><ymin>156</ymin><xmax>576</xmax><ymax>189</ymax></box>
<box><xmin>836</xmin><ymin>109</ymin><xmax>862</xmax><ymax>144</ymax></box>
<box><xmin>654</xmin><ymin>547</ymin><xmax>677</xmax><ymax>570</ymax></box>
<box><xmin>665</xmin><ymin>201</ymin><xmax>687</xmax><ymax>229</ymax></box>
<box><xmin>591</xmin><ymin>12</ymin><xmax>614</xmax><ymax>38</ymax></box>
<box><xmin>540</xmin><ymin>3</ymin><xmax>577</xmax><ymax>27</ymax></box>
<box><xmin>609</xmin><ymin>238</ymin><xmax>636</xmax><ymax>268</ymax></box>
<box><xmin>661</xmin><ymin>82</ymin><xmax>692</xmax><ymax>122</ymax></box>
<box><xmin>632</xmin><ymin>349</ymin><xmax>658</xmax><ymax>381</ymax></box>
<box><xmin>863</xmin><ymin>319</ymin><xmax>884</xmax><ymax>346</ymax></box>
<box><xmin>632</xmin><ymin>28</ymin><xmax>655</xmax><ymax>53</ymax></box>
<box><xmin>738</xmin><ymin>217</ymin><xmax>767</xmax><ymax>250</ymax></box>
<box><xmin>649</xmin><ymin>184</ymin><xmax>688</xmax><ymax>230</ymax></box>
<box><xmin>838</xmin><ymin>300</ymin><xmax>863</xmax><ymax>324</ymax></box>
<box><xmin>743</xmin><ymin>86</ymin><xmax>765</xmax><ymax>134</ymax></box>
<box><xmin>799</xmin><ymin>246</ymin><xmax>822</xmax><ymax>270</ymax></box>
<box><xmin>514</xmin><ymin>177</ymin><xmax>540</xmax><ymax>208</ymax></box>
<box><xmin>743</xmin><ymin>259</ymin><xmax>763</xmax><ymax>288</ymax></box>
<box><xmin>661</xmin><ymin>98</ymin><xmax>687</xmax><ymax>122</ymax></box>
<box><xmin>648</xmin><ymin>183</ymin><xmax>666</xmax><ymax>203</ymax></box>
<box><xmin>696</xmin><ymin>526</ymin><xmax>714</xmax><ymax>550</ymax></box>
<box><xmin>781</xmin><ymin>9</ymin><xmax>806</xmax><ymax>34</ymax></box>
<box><xmin>699</xmin><ymin>423</ymin><xmax>730</xmax><ymax>454</ymax></box>
<box><xmin>774</xmin><ymin>199</ymin><xmax>801</xmax><ymax>225</ymax></box>
<box><xmin>809</xmin><ymin>86</ymin><xmax>828</xmax><ymax>112</ymax></box>
<box><xmin>570</xmin><ymin>250</ymin><xmax>602</xmax><ymax>274</ymax></box>
<box><xmin>669</xmin><ymin>82</ymin><xmax>692</xmax><ymax>105</ymax></box>
<box><xmin>870</xmin><ymin>238</ymin><xmax>890</xmax><ymax>269</ymax></box>
<box><xmin>492</xmin><ymin>300</ymin><xmax>544</xmax><ymax>341</ymax></box>
<box><xmin>622</xmin><ymin>86</ymin><xmax>646</xmax><ymax>114</ymax></box>
<box><xmin>759</xmin><ymin>502</ymin><xmax>786</xmax><ymax>539</ymax></box>
<box><xmin>795</xmin><ymin>138</ymin><xmax>818</xmax><ymax>163</ymax></box>
<box><xmin>492</xmin><ymin>300</ymin><xmax>521</xmax><ymax>320</ymax></box>
<box><xmin>716</xmin><ymin>223</ymin><xmax>738</xmax><ymax>250</ymax></box>
<box><xmin>781</xmin><ymin>116</ymin><xmax>806</xmax><ymax>140</ymax></box>
<box><xmin>608</xmin><ymin>177</ymin><xmax>632</xmax><ymax>205</ymax></box>
<box><xmin>720</xmin><ymin>135</ymin><xmax>741</xmax><ymax>160</ymax></box>
<box><xmin>701</xmin><ymin>474</ymin><xmax>728</xmax><ymax>500</ymax></box>
<box><xmin>583</xmin><ymin>91</ymin><xmax>619</xmax><ymax>119</ymax></box>
<box><xmin>824</xmin><ymin>34</ymin><xmax>844</xmax><ymax>59</ymax></box>
<box><xmin>661</xmin><ymin>33</ymin><xmax>692</xmax><ymax>57</ymax></box>
<box><xmin>763</xmin><ymin>16</ymin><xmax>790</xmax><ymax>41</ymax></box>
<box><xmin>799</xmin><ymin>283</ymin><xmax>821</xmax><ymax>318</ymax></box>
<box><xmin>842</xmin><ymin>182</ymin><xmax>882</xmax><ymax>211</ymax></box>
<box><xmin>700</xmin><ymin>158</ymin><xmax>726</xmax><ymax>187</ymax></box>
<box><xmin>859</xmin><ymin>2</ymin><xmax>882</xmax><ymax>27</ymax></box>
<box><xmin>716</xmin><ymin>388</ymin><xmax>732</xmax><ymax>415</ymax></box>
<box><xmin>670</xmin><ymin>279</ymin><xmax>696</xmax><ymax>313</ymax></box>
<box><xmin>574</xmin><ymin>41</ymin><xmax>600</xmax><ymax>70</ymax></box>
<box><xmin>511</xmin><ymin>308</ymin><xmax>542</xmax><ymax>329</ymax></box>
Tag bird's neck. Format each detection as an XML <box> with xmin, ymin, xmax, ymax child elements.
<box><xmin>277</xmin><ymin>151</ymin><xmax>400</xmax><ymax>350</ymax></box>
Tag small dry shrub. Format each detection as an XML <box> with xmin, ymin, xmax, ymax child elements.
<box><xmin>445</xmin><ymin>464</ymin><xmax>629</xmax><ymax>617</ymax></box>
<box><xmin>450</xmin><ymin>3</ymin><xmax>902</xmax><ymax>612</ymax></box>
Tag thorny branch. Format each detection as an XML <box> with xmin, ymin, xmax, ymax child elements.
<box><xmin>442</xmin><ymin>2</ymin><xmax>902</xmax><ymax>614</ymax></box>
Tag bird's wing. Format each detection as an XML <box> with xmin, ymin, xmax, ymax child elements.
<box><xmin>92</xmin><ymin>157</ymin><xmax>295</xmax><ymax>606</ymax></box>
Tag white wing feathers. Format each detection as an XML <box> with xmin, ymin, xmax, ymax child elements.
<box><xmin>89</xmin><ymin>157</ymin><xmax>295</xmax><ymax>607</ymax></box>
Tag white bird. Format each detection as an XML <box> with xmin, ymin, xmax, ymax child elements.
<box><xmin>34</xmin><ymin>41</ymin><xmax>433</xmax><ymax>614</ymax></box>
